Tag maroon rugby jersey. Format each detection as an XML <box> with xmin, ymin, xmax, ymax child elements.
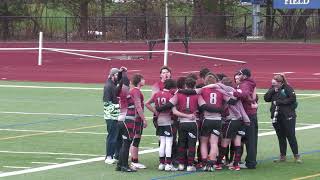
<box><xmin>199</xmin><ymin>87</ymin><xmax>226</xmax><ymax>120</ymax></box>
<box><xmin>170</xmin><ymin>93</ymin><xmax>199</xmax><ymax>123</ymax></box>
<box><xmin>152</xmin><ymin>89</ymin><xmax>173</xmax><ymax>126</ymax></box>
<box><xmin>126</xmin><ymin>87</ymin><xmax>144</xmax><ymax>119</ymax></box>
<box><xmin>118</xmin><ymin>85</ymin><xmax>129</xmax><ymax>121</ymax></box>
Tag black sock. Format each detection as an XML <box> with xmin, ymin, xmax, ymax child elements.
<box><xmin>217</xmin><ymin>147</ymin><xmax>227</xmax><ymax>164</ymax></box>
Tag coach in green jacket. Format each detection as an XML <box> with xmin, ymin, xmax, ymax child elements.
<box><xmin>264</xmin><ymin>74</ymin><xmax>301</xmax><ymax>163</ymax></box>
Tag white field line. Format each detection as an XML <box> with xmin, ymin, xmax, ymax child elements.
<box><xmin>3</xmin><ymin>166</ymin><xmax>31</xmax><ymax>169</ymax></box>
<box><xmin>0</xmin><ymin>128</ymin><xmax>105</xmax><ymax>135</ymax></box>
<box><xmin>139</xmin><ymin>147</ymin><xmax>156</xmax><ymax>149</ymax></box>
<box><xmin>258</xmin><ymin>124</ymin><xmax>320</xmax><ymax>137</ymax></box>
<box><xmin>0</xmin><ymin>111</ymin><xmax>156</xmax><ymax>118</ymax></box>
<box><xmin>1</xmin><ymin>84</ymin><xmax>319</xmax><ymax>95</ymax></box>
<box><xmin>0</xmin><ymin>111</ymin><xmax>103</xmax><ymax>117</ymax></box>
<box><xmin>0</xmin><ymin>128</ymin><xmax>156</xmax><ymax>137</ymax></box>
<box><xmin>258</xmin><ymin>122</ymin><xmax>317</xmax><ymax>126</ymax></box>
<box><xmin>0</xmin><ymin>148</ymin><xmax>159</xmax><ymax>178</ymax></box>
<box><xmin>0</xmin><ymin>124</ymin><xmax>319</xmax><ymax>178</ymax></box>
<box><xmin>31</xmin><ymin>162</ymin><xmax>58</xmax><ymax>165</ymax></box>
<box><xmin>0</xmin><ymin>150</ymin><xmax>102</xmax><ymax>157</ymax></box>
<box><xmin>56</xmin><ymin>158</ymin><xmax>83</xmax><ymax>161</ymax></box>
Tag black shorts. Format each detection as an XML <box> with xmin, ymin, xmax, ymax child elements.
<box><xmin>119</xmin><ymin>120</ymin><xmax>135</xmax><ymax>140</ymax></box>
<box><xmin>221</xmin><ymin>120</ymin><xmax>245</xmax><ymax>139</ymax></box>
<box><xmin>178</xmin><ymin>122</ymin><xmax>198</xmax><ymax>140</ymax></box>
<box><xmin>134</xmin><ymin>117</ymin><xmax>144</xmax><ymax>136</ymax></box>
<box><xmin>157</xmin><ymin>125</ymin><xmax>173</xmax><ymax>137</ymax></box>
<box><xmin>200</xmin><ymin>119</ymin><xmax>222</xmax><ymax>137</ymax></box>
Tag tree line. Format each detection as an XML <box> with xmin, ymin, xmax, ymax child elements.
<box><xmin>0</xmin><ymin>0</ymin><xmax>319</xmax><ymax>41</ymax></box>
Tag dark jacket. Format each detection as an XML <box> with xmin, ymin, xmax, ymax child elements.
<box><xmin>264</xmin><ymin>84</ymin><xmax>297</xmax><ymax>120</ymax></box>
<box><xmin>233</xmin><ymin>78</ymin><xmax>257</xmax><ymax>115</ymax></box>
<box><xmin>102</xmin><ymin>71</ymin><xmax>124</xmax><ymax>103</ymax></box>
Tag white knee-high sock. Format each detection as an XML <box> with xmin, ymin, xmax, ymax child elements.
<box><xmin>159</xmin><ymin>136</ymin><xmax>166</xmax><ymax>158</ymax></box>
<box><xmin>165</xmin><ymin>136</ymin><xmax>173</xmax><ymax>158</ymax></box>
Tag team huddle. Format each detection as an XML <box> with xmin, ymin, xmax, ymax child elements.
<box><xmin>104</xmin><ymin>66</ymin><xmax>259</xmax><ymax>173</ymax></box>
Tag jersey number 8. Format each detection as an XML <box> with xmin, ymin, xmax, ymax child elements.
<box><xmin>210</xmin><ymin>93</ymin><xmax>217</xmax><ymax>105</ymax></box>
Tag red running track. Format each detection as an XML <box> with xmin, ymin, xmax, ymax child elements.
<box><xmin>0</xmin><ymin>42</ymin><xmax>319</xmax><ymax>90</ymax></box>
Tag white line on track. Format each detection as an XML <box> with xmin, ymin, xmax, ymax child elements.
<box><xmin>180</xmin><ymin>71</ymin><xmax>199</xmax><ymax>74</ymax></box>
<box><xmin>313</xmin><ymin>73</ymin><xmax>320</xmax><ymax>76</ymax></box>
<box><xmin>3</xmin><ymin>166</ymin><xmax>30</xmax><ymax>169</ymax></box>
<box><xmin>273</xmin><ymin>72</ymin><xmax>295</xmax><ymax>74</ymax></box>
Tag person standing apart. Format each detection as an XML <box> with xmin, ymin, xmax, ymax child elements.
<box><xmin>264</xmin><ymin>74</ymin><xmax>301</xmax><ymax>163</ymax></box>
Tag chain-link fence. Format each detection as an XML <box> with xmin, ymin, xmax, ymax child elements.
<box><xmin>0</xmin><ymin>15</ymin><xmax>320</xmax><ymax>42</ymax></box>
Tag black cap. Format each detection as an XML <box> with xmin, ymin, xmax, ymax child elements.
<box><xmin>238</xmin><ymin>68</ymin><xmax>251</xmax><ymax>77</ymax></box>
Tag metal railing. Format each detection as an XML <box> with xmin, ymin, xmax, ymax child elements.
<box><xmin>0</xmin><ymin>15</ymin><xmax>319</xmax><ymax>42</ymax></box>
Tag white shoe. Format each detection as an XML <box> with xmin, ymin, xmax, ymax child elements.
<box><xmin>131</xmin><ymin>162</ymin><xmax>147</xmax><ymax>169</ymax></box>
<box><xmin>178</xmin><ymin>164</ymin><xmax>185</xmax><ymax>171</ymax></box>
<box><xmin>158</xmin><ymin>163</ymin><xmax>165</xmax><ymax>171</ymax></box>
<box><xmin>104</xmin><ymin>157</ymin><xmax>116</xmax><ymax>164</ymax></box>
<box><xmin>239</xmin><ymin>163</ymin><xmax>248</xmax><ymax>169</ymax></box>
<box><xmin>165</xmin><ymin>164</ymin><xmax>178</xmax><ymax>171</ymax></box>
<box><xmin>227</xmin><ymin>161</ymin><xmax>234</xmax><ymax>167</ymax></box>
<box><xmin>202</xmin><ymin>165</ymin><xmax>208</xmax><ymax>171</ymax></box>
<box><xmin>187</xmin><ymin>166</ymin><xmax>196</xmax><ymax>172</ymax></box>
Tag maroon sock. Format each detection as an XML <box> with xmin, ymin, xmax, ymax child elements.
<box><xmin>233</xmin><ymin>146</ymin><xmax>242</xmax><ymax>166</ymax></box>
<box><xmin>131</xmin><ymin>158</ymin><xmax>138</xmax><ymax>163</ymax></box>
<box><xmin>159</xmin><ymin>157</ymin><xmax>165</xmax><ymax>164</ymax></box>
<box><xmin>165</xmin><ymin>157</ymin><xmax>172</xmax><ymax>164</ymax></box>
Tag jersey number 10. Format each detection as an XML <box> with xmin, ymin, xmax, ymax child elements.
<box><xmin>157</xmin><ymin>97</ymin><xmax>167</xmax><ymax>105</ymax></box>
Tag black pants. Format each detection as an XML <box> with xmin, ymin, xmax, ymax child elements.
<box><xmin>117</xmin><ymin>121</ymin><xmax>133</xmax><ymax>168</ymax></box>
<box><xmin>244</xmin><ymin>114</ymin><xmax>258</xmax><ymax>168</ymax></box>
<box><xmin>106</xmin><ymin>119</ymin><xmax>121</xmax><ymax>158</ymax></box>
<box><xmin>177</xmin><ymin>122</ymin><xmax>198</xmax><ymax>166</ymax></box>
<box><xmin>273</xmin><ymin>114</ymin><xmax>299</xmax><ymax>156</ymax></box>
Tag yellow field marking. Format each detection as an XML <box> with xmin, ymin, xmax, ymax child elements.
<box><xmin>292</xmin><ymin>173</ymin><xmax>320</xmax><ymax>180</ymax></box>
<box><xmin>0</xmin><ymin>124</ymin><xmax>105</xmax><ymax>141</ymax></box>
